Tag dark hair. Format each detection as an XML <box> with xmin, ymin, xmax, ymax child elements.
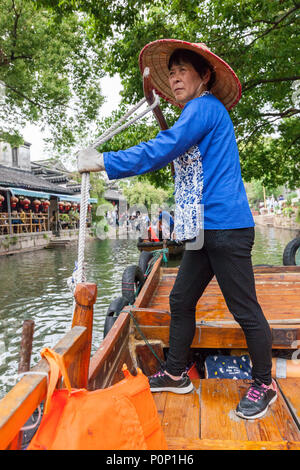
<box><xmin>168</xmin><ymin>48</ymin><xmax>216</xmax><ymax>90</ymax></box>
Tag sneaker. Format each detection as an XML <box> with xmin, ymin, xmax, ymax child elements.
<box><xmin>236</xmin><ymin>379</ymin><xmax>277</xmax><ymax>420</ymax></box>
<box><xmin>148</xmin><ymin>370</ymin><xmax>194</xmax><ymax>394</ymax></box>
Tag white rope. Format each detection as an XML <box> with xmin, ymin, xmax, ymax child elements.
<box><xmin>21</xmin><ymin>404</ymin><xmax>42</xmax><ymax>431</ymax></box>
<box><xmin>91</xmin><ymin>92</ymin><xmax>159</xmax><ymax>148</ymax></box>
<box><xmin>0</xmin><ymin>371</ymin><xmax>48</xmax><ymax>432</ymax></box>
<box><xmin>17</xmin><ymin>371</ymin><xmax>49</xmax><ymax>383</ymax></box>
<box><xmin>75</xmin><ymin>91</ymin><xmax>160</xmax><ymax>285</ymax></box>
<box><xmin>77</xmin><ymin>171</ymin><xmax>89</xmax><ymax>283</ymax></box>
<box><xmin>92</xmin><ymin>96</ymin><xmax>147</xmax><ymax>148</ymax></box>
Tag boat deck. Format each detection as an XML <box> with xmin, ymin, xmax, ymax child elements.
<box><xmin>132</xmin><ymin>263</ymin><xmax>300</xmax><ymax>449</ymax></box>
<box><xmin>1</xmin><ymin>261</ymin><xmax>300</xmax><ymax>450</ymax></box>
<box><xmin>153</xmin><ymin>378</ymin><xmax>300</xmax><ymax>450</ymax></box>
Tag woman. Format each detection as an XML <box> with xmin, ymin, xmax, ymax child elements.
<box><xmin>77</xmin><ymin>39</ymin><xmax>277</xmax><ymax>420</ymax></box>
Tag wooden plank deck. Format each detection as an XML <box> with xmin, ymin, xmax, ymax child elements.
<box><xmin>153</xmin><ymin>378</ymin><xmax>300</xmax><ymax>450</ymax></box>
<box><xmin>134</xmin><ymin>263</ymin><xmax>300</xmax><ymax>449</ymax></box>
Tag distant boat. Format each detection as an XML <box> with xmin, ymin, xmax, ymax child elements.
<box><xmin>137</xmin><ymin>237</ymin><xmax>184</xmax><ymax>259</ymax></box>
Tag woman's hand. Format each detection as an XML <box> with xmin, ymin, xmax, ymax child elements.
<box><xmin>77</xmin><ymin>147</ymin><xmax>105</xmax><ymax>173</ymax></box>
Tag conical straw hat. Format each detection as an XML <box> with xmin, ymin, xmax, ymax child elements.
<box><xmin>139</xmin><ymin>39</ymin><xmax>241</xmax><ymax>110</ymax></box>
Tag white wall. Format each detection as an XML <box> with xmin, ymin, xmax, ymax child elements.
<box><xmin>0</xmin><ymin>142</ymin><xmax>31</xmax><ymax>170</ymax></box>
<box><xmin>0</xmin><ymin>142</ymin><xmax>12</xmax><ymax>166</ymax></box>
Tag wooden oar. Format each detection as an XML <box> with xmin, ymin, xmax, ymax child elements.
<box><xmin>143</xmin><ymin>67</ymin><xmax>175</xmax><ymax>177</ymax></box>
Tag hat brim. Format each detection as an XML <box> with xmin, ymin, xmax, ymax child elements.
<box><xmin>139</xmin><ymin>39</ymin><xmax>241</xmax><ymax>110</ymax></box>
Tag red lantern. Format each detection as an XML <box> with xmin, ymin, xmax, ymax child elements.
<box><xmin>21</xmin><ymin>198</ymin><xmax>30</xmax><ymax>209</ymax></box>
<box><xmin>88</xmin><ymin>204</ymin><xmax>91</xmax><ymax>212</ymax></box>
<box><xmin>65</xmin><ymin>202</ymin><xmax>71</xmax><ymax>212</ymax></box>
<box><xmin>71</xmin><ymin>202</ymin><xmax>77</xmax><ymax>210</ymax></box>
<box><xmin>0</xmin><ymin>194</ymin><xmax>4</xmax><ymax>207</ymax></box>
<box><xmin>42</xmin><ymin>200</ymin><xmax>50</xmax><ymax>212</ymax></box>
<box><xmin>59</xmin><ymin>201</ymin><xmax>65</xmax><ymax>212</ymax></box>
<box><xmin>33</xmin><ymin>199</ymin><xmax>41</xmax><ymax>212</ymax></box>
<box><xmin>11</xmin><ymin>196</ymin><xmax>19</xmax><ymax>208</ymax></box>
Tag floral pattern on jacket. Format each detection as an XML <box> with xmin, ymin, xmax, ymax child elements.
<box><xmin>173</xmin><ymin>145</ymin><xmax>204</xmax><ymax>241</ymax></box>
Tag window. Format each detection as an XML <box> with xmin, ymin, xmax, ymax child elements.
<box><xmin>12</xmin><ymin>148</ymin><xmax>18</xmax><ymax>167</ymax></box>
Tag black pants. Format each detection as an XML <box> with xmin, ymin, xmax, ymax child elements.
<box><xmin>166</xmin><ymin>228</ymin><xmax>272</xmax><ymax>385</ymax></box>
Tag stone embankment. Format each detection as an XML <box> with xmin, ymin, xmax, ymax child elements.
<box><xmin>0</xmin><ymin>230</ymin><xmax>93</xmax><ymax>256</ymax></box>
<box><xmin>254</xmin><ymin>214</ymin><xmax>300</xmax><ymax>232</ymax></box>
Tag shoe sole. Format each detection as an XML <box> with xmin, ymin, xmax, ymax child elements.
<box><xmin>150</xmin><ymin>383</ymin><xmax>194</xmax><ymax>394</ymax></box>
<box><xmin>235</xmin><ymin>394</ymin><xmax>277</xmax><ymax>420</ymax></box>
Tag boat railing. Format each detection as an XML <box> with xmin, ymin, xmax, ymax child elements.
<box><xmin>0</xmin><ymin>255</ymin><xmax>164</xmax><ymax>449</ymax></box>
<box><xmin>0</xmin><ymin>283</ymin><xmax>97</xmax><ymax>450</ymax></box>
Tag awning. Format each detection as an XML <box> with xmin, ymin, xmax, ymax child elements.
<box><xmin>8</xmin><ymin>187</ymin><xmax>51</xmax><ymax>199</ymax></box>
<box><xmin>7</xmin><ymin>187</ymin><xmax>97</xmax><ymax>204</ymax></box>
<box><xmin>57</xmin><ymin>194</ymin><xmax>98</xmax><ymax>204</ymax></box>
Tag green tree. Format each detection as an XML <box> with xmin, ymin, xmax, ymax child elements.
<box><xmin>104</xmin><ymin>0</ymin><xmax>300</xmax><ymax>188</ymax></box>
<box><xmin>0</xmin><ymin>0</ymin><xmax>105</xmax><ymax>150</ymax></box>
<box><xmin>121</xmin><ymin>179</ymin><xmax>169</xmax><ymax>209</ymax></box>
<box><xmin>245</xmin><ymin>179</ymin><xmax>285</xmax><ymax>208</ymax></box>
<box><xmin>27</xmin><ymin>1</ymin><xmax>300</xmax><ymax>187</ymax></box>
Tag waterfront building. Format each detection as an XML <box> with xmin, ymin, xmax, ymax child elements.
<box><xmin>0</xmin><ymin>141</ymin><xmax>96</xmax><ymax>238</ymax></box>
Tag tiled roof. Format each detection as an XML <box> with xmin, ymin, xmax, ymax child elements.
<box><xmin>0</xmin><ymin>165</ymin><xmax>75</xmax><ymax>195</ymax></box>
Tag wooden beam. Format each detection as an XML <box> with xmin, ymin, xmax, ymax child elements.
<box><xmin>71</xmin><ymin>282</ymin><xmax>97</xmax><ymax>388</ymax></box>
<box><xmin>276</xmin><ymin>378</ymin><xmax>300</xmax><ymax>428</ymax></box>
<box><xmin>134</xmin><ymin>255</ymin><xmax>162</xmax><ymax>308</ymax></box>
<box><xmin>134</xmin><ymin>323</ymin><xmax>300</xmax><ymax>349</ymax></box>
<box><xmin>166</xmin><ymin>437</ymin><xmax>293</xmax><ymax>450</ymax></box>
<box><xmin>88</xmin><ymin>312</ymin><xmax>132</xmax><ymax>389</ymax></box>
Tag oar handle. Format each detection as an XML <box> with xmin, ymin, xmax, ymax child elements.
<box><xmin>143</xmin><ymin>68</ymin><xmax>175</xmax><ymax>177</ymax></box>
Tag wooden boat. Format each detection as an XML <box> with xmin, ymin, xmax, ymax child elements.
<box><xmin>1</xmin><ymin>255</ymin><xmax>300</xmax><ymax>450</ymax></box>
<box><xmin>137</xmin><ymin>238</ymin><xmax>184</xmax><ymax>258</ymax></box>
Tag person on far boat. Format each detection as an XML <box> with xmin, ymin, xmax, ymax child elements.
<box><xmin>158</xmin><ymin>209</ymin><xmax>174</xmax><ymax>240</ymax></box>
<box><xmin>77</xmin><ymin>39</ymin><xmax>277</xmax><ymax>420</ymax></box>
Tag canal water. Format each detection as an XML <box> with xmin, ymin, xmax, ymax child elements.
<box><xmin>0</xmin><ymin>225</ymin><xmax>298</xmax><ymax>398</ymax></box>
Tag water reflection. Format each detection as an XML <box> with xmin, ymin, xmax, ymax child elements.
<box><xmin>0</xmin><ymin>239</ymin><xmax>140</xmax><ymax>397</ymax></box>
<box><xmin>252</xmin><ymin>225</ymin><xmax>299</xmax><ymax>265</ymax></box>
<box><xmin>0</xmin><ymin>226</ymin><xmax>298</xmax><ymax>398</ymax></box>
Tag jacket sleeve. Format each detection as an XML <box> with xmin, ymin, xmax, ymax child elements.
<box><xmin>103</xmin><ymin>97</ymin><xmax>213</xmax><ymax>180</ymax></box>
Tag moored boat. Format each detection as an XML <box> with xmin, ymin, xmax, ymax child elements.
<box><xmin>1</xmin><ymin>254</ymin><xmax>300</xmax><ymax>450</ymax></box>
<box><xmin>137</xmin><ymin>238</ymin><xmax>184</xmax><ymax>259</ymax></box>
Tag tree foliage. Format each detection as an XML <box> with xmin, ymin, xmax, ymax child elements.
<box><xmin>103</xmin><ymin>0</ymin><xmax>300</xmax><ymax>189</ymax></box>
<box><xmin>75</xmin><ymin>0</ymin><xmax>300</xmax><ymax>189</ymax></box>
<box><xmin>121</xmin><ymin>179</ymin><xmax>169</xmax><ymax>209</ymax></box>
<box><xmin>0</xmin><ymin>0</ymin><xmax>105</xmax><ymax>150</ymax></box>
<box><xmin>4</xmin><ymin>0</ymin><xmax>300</xmax><ymax>189</ymax></box>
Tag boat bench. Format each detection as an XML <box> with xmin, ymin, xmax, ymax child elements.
<box><xmin>131</xmin><ymin>266</ymin><xmax>300</xmax><ymax>350</ymax></box>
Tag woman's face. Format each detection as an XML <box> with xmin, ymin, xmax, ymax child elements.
<box><xmin>168</xmin><ymin>60</ymin><xmax>209</xmax><ymax>105</ymax></box>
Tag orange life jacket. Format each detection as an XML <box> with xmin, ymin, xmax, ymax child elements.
<box><xmin>148</xmin><ymin>226</ymin><xmax>159</xmax><ymax>242</ymax></box>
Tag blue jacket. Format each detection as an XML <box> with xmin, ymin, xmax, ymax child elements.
<box><xmin>103</xmin><ymin>93</ymin><xmax>254</xmax><ymax>235</ymax></box>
